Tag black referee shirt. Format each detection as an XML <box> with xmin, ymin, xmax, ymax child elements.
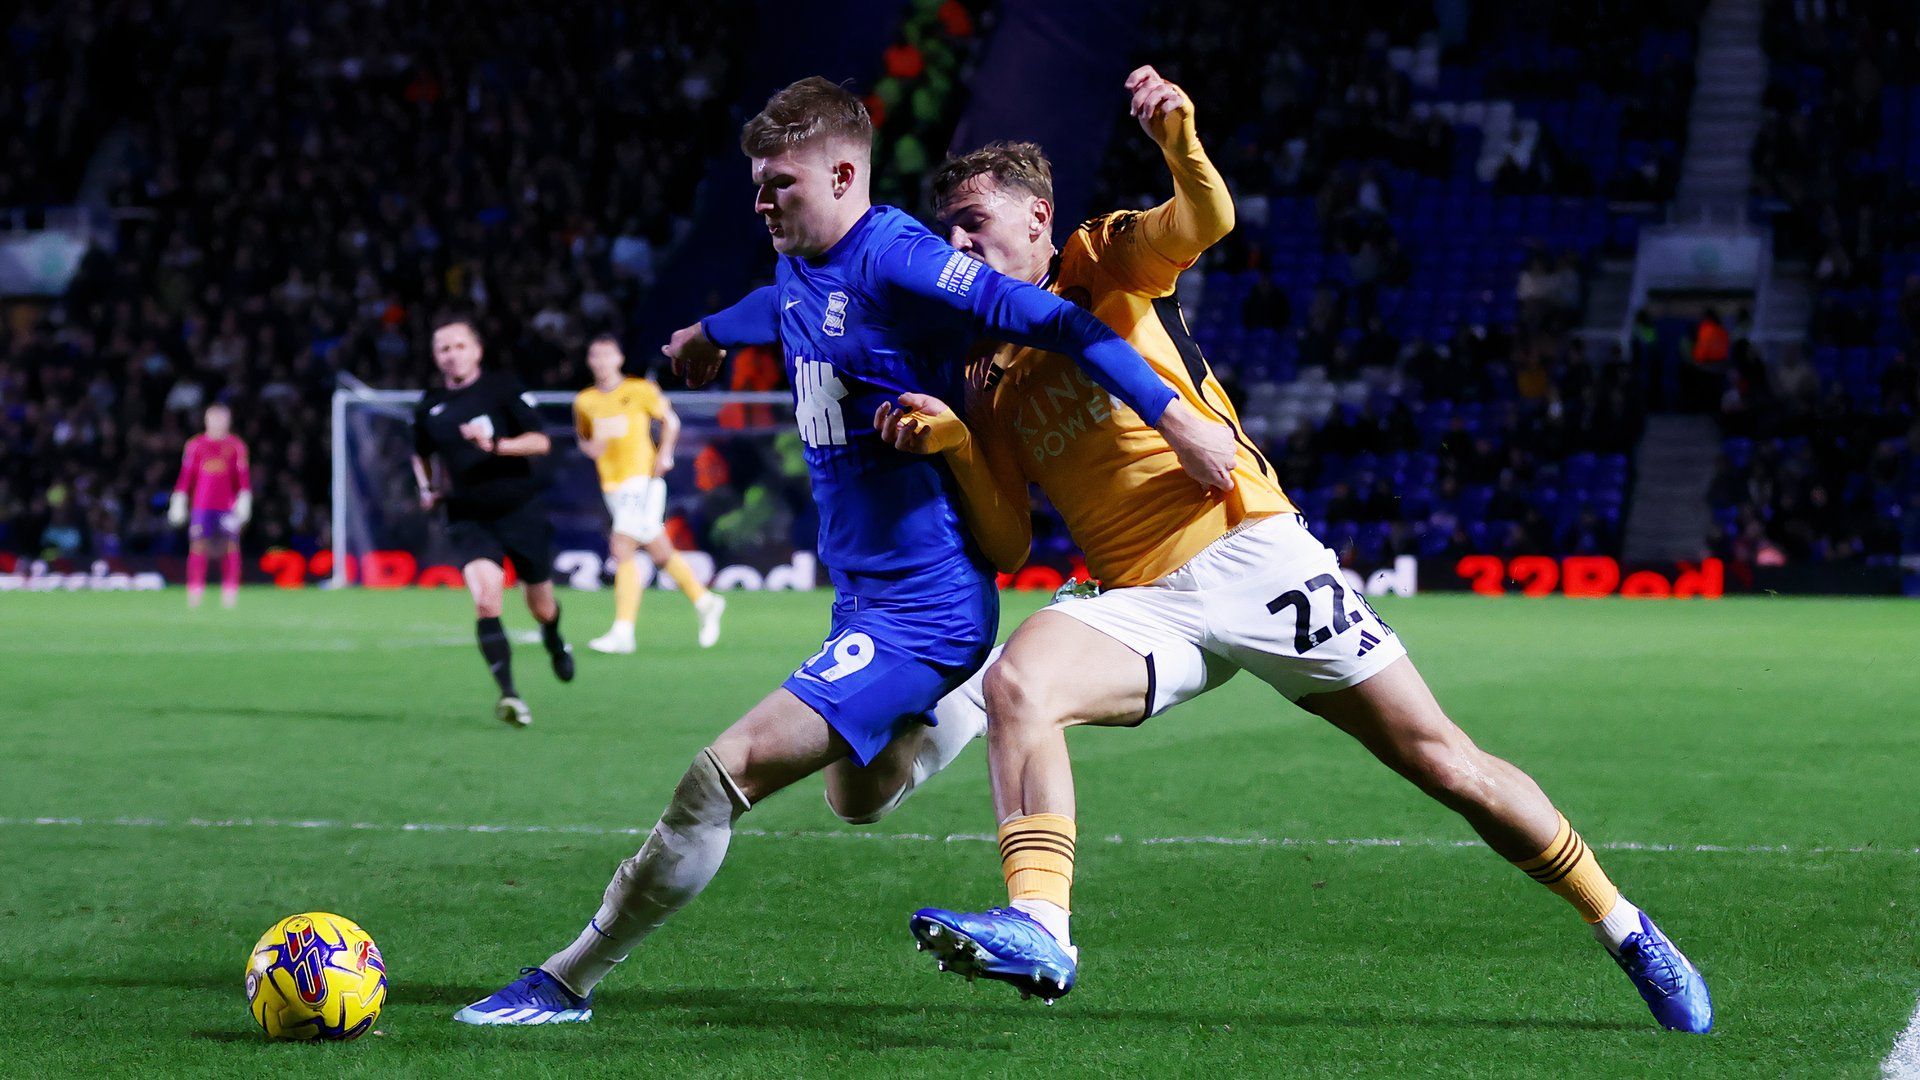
<box><xmin>413</xmin><ymin>371</ymin><xmax>547</xmax><ymax>516</ymax></box>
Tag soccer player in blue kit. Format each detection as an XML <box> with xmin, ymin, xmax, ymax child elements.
<box><xmin>454</xmin><ymin>77</ymin><xmax>1239</xmax><ymax>1025</ymax></box>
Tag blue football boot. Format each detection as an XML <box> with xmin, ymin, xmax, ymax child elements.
<box><xmin>453</xmin><ymin>967</ymin><xmax>592</xmax><ymax>1025</ymax></box>
<box><xmin>1611</xmin><ymin>911</ymin><xmax>1713</xmax><ymax>1033</ymax></box>
<box><xmin>910</xmin><ymin>906</ymin><xmax>1078</xmax><ymax>1003</ymax></box>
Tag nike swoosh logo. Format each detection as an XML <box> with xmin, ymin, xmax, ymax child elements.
<box><xmin>785</xmin><ymin>300</ymin><xmax>802</xmax><ymax>310</ymax></box>
<box><xmin>429</xmin><ymin>403</ymin><xmax>447</xmax><ymax>415</ymax></box>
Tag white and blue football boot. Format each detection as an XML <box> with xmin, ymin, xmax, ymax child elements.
<box><xmin>1611</xmin><ymin>912</ymin><xmax>1713</xmax><ymax>1033</ymax></box>
<box><xmin>453</xmin><ymin>967</ymin><xmax>592</xmax><ymax>1025</ymax></box>
<box><xmin>909</xmin><ymin>907</ymin><xmax>1078</xmax><ymax>1003</ymax></box>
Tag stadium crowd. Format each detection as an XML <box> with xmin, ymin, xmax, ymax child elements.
<box><xmin>2</xmin><ymin>0</ymin><xmax>750</xmax><ymax>562</ymax></box>
<box><xmin>1719</xmin><ymin>0</ymin><xmax>1920</xmax><ymax>566</ymax></box>
<box><xmin>8</xmin><ymin>0</ymin><xmax>1911</xmax><ymax>575</ymax></box>
<box><xmin>1080</xmin><ymin>1</ymin><xmax>1692</xmax><ymax>564</ymax></box>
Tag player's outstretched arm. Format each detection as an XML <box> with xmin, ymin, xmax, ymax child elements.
<box><xmin>674</xmin><ymin>286</ymin><xmax>780</xmax><ymax>389</ymax></box>
<box><xmin>896</xmin><ymin>246</ymin><xmax>1237</xmax><ymax>490</ymax></box>
<box><xmin>1128</xmin><ymin>65</ymin><xmax>1235</xmax><ymax>267</ymax></box>
<box><xmin>875</xmin><ymin>394</ymin><xmax>1031</xmax><ymax>572</ymax></box>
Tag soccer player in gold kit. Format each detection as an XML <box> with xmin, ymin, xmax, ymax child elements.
<box><xmin>573</xmin><ymin>335</ymin><xmax>725</xmax><ymax>652</ymax></box>
<box><xmin>867</xmin><ymin>67</ymin><xmax>1711</xmax><ymax>1031</ymax></box>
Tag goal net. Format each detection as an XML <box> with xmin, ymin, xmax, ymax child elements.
<box><xmin>329</xmin><ymin>383</ymin><xmax>809</xmax><ymax>591</ymax></box>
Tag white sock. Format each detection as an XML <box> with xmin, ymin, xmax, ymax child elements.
<box><xmin>847</xmin><ymin>661</ymin><xmax>991</xmax><ymax>823</ymax></box>
<box><xmin>1592</xmin><ymin>895</ymin><xmax>1645</xmax><ymax>954</ymax></box>
<box><xmin>543</xmin><ymin>748</ymin><xmax>749</xmax><ymax>995</ymax></box>
<box><xmin>1010</xmin><ymin>898</ymin><xmax>1073</xmax><ymax>950</ymax></box>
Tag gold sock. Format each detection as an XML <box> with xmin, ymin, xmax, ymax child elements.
<box><xmin>999</xmin><ymin>813</ymin><xmax>1076</xmax><ymax>912</ymax></box>
<box><xmin>662</xmin><ymin>553</ymin><xmax>708</xmax><ymax>604</ymax></box>
<box><xmin>1513</xmin><ymin>813</ymin><xmax>1621</xmax><ymax>922</ymax></box>
<box><xmin>614</xmin><ymin>559</ymin><xmax>642</xmax><ymax>625</ymax></box>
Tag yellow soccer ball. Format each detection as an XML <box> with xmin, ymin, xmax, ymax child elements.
<box><xmin>244</xmin><ymin>912</ymin><xmax>388</xmax><ymax>1040</ymax></box>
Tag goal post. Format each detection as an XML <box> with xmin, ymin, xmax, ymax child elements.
<box><xmin>329</xmin><ymin>382</ymin><xmax>797</xmax><ymax>590</ymax></box>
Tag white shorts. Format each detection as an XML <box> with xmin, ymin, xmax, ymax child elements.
<box><xmin>604</xmin><ymin>477</ymin><xmax>666</xmax><ymax>543</ymax></box>
<box><xmin>1048</xmin><ymin>513</ymin><xmax>1408</xmax><ymax>716</ymax></box>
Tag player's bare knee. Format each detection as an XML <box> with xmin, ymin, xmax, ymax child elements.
<box><xmin>1403</xmin><ymin>737</ymin><xmax>1491</xmax><ymax>806</ymax></box>
<box><xmin>982</xmin><ymin>654</ymin><xmax>1060</xmax><ymax>734</ymax></box>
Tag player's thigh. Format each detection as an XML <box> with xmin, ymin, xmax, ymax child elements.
<box><xmin>607</xmin><ymin>529</ymin><xmax>639</xmax><ymax>561</ymax></box>
<box><xmin>1200</xmin><ymin>516</ymin><xmax>1407</xmax><ymax>702</ymax></box>
<box><xmin>1013</xmin><ymin>587</ymin><xmax>1230</xmax><ymax>728</ymax></box>
<box><xmin>709</xmin><ymin>687</ymin><xmax>854</xmax><ymax>804</ymax></box>
<box><xmin>641</xmin><ymin>534</ymin><xmax>677</xmax><ymax>565</ymax></box>
<box><xmin>462</xmin><ymin>558</ymin><xmax>505</xmax><ymax>613</ymax></box>
<box><xmin>989</xmin><ymin>610</ymin><xmax>1158</xmax><ymax>729</ymax></box>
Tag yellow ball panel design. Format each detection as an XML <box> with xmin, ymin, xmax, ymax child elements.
<box><xmin>244</xmin><ymin>912</ymin><xmax>387</xmax><ymax>1040</ymax></box>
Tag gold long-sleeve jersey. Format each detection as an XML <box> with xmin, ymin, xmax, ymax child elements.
<box><xmin>970</xmin><ymin>211</ymin><xmax>1295</xmax><ymax>587</ymax></box>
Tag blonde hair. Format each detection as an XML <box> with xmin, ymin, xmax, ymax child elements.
<box><xmin>933</xmin><ymin>141</ymin><xmax>1056</xmax><ymax>204</ymax></box>
<box><xmin>740</xmin><ymin>77</ymin><xmax>873</xmax><ymax>158</ymax></box>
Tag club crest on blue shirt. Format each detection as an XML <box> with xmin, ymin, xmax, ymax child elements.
<box><xmin>823</xmin><ymin>291</ymin><xmax>850</xmax><ymax>337</ymax></box>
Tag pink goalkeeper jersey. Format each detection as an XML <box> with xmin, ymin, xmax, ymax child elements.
<box><xmin>174</xmin><ymin>434</ymin><xmax>250</xmax><ymax>512</ymax></box>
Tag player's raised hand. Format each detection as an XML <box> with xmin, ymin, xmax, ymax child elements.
<box><xmin>664</xmin><ymin>322</ymin><xmax>726</xmax><ymax>389</ymax></box>
<box><xmin>874</xmin><ymin>393</ymin><xmax>963</xmax><ymax>455</ymax></box>
<box><xmin>1154</xmin><ymin>398</ymin><xmax>1238</xmax><ymax>493</ymax></box>
<box><xmin>1126</xmin><ymin>65</ymin><xmax>1194</xmax><ymax>152</ymax></box>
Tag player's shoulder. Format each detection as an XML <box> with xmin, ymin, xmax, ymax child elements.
<box><xmin>861</xmin><ymin>205</ymin><xmax>942</xmax><ymax>262</ymax></box>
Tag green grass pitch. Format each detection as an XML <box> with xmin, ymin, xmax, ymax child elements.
<box><xmin>2</xmin><ymin>588</ymin><xmax>1916</xmax><ymax>1077</ymax></box>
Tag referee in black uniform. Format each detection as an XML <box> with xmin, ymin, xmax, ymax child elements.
<box><xmin>411</xmin><ymin>315</ymin><xmax>574</xmax><ymax>727</ymax></box>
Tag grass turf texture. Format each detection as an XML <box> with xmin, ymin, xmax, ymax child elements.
<box><xmin>1</xmin><ymin>588</ymin><xmax>1915</xmax><ymax>1077</ymax></box>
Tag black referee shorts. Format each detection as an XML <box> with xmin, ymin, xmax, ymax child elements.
<box><xmin>446</xmin><ymin>501</ymin><xmax>554</xmax><ymax>585</ymax></box>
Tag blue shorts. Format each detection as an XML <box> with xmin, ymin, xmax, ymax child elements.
<box><xmin>783</xmin><ymin>574</ymin><xmax>998</xmax><ymax>767</ymax></box>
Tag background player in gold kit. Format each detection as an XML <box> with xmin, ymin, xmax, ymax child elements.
<box><xmin>869</xmin><ymin>67</ymin><xmax>1711</xmax><ymax>1032</ymax></box>
<box><xmin>573</xmin><ymin>335</ymin><xmax>725</xmax><ymax>653</ymax></box>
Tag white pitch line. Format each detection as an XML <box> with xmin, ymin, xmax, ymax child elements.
<box><xmin>0</xmin><ymin>815</ymin><xmax>1914</xmax><ymax>856</ymax></box>
<box><xmin>1886</xmin><ymin>996</ymin><xmax>1920</xmax><ymax>1079</ymax></box>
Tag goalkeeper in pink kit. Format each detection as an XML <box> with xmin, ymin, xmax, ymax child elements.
<box><xmin>168</xmin><ymin>402</ymin><xmax>252</xmax><ymax>608</ymax></box>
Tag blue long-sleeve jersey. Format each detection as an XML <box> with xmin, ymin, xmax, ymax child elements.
<box><xmin>703</xmin><ymin>205</ymin><xmax>1176</xmax><ymax>593</ymax></box>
